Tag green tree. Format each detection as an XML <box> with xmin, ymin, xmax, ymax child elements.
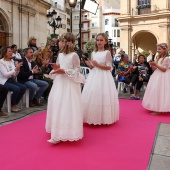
<box><xmin>85</xmin><ymin>39</ymin><xmax>95</xmax><ymax>51</ymax></box>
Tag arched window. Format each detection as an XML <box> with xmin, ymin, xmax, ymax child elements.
<box><xmin>105</xmin><ymin>19</ymin><xmax>109</xmax><ymax>25</ymax></box>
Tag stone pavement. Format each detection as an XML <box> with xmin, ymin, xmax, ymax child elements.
<box><xmin>0</xmin><ymin>89</ymin><xmax>170</xmax><ymax>170</ymax></box>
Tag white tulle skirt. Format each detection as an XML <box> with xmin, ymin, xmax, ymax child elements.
<box><xmin>142</xmin><ymin>69</ymin><xmax>170</xmax><ymax>112</ymax></box>
<box><xmin>82</xmin><ymin>67</ymin><xmax>119</xmax><ymax>125</ymax></box>
<box><xmin>45</xmin><ymin>74</ymin><xmax>83</xmax><ymax>141</ymax></box>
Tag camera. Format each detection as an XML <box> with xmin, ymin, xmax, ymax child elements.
<box><xmin>51</xmin><ymin>45</ymin><xmax>59</xmax><ymax>63</ymax></box>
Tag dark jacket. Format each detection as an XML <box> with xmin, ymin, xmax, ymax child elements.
<box><xmin>17</xmin><ymin>57</ymin><xmax>36</xmax><ymax>83</ymax></box>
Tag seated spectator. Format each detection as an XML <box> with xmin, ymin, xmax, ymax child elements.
<box><xmin>17</xmin><ymin>48</ymin><xmax>48</xmax><ymax>107</ymax></box>
<box><xmin>0</xmin><ymin>46</ymin><xmax>26</xmax><ymax>112</ymax></box>
<box><xmin>11</xmin><ymin>44</ymin><xmax>22</xmax><ymax>66</ymax></box>
<box><xmin>134</xmin><ymin>54</ymin><xmax>153</xmax><ymax>99</ymax></box>
<box><xmin>41</xmin><ymin>40</ymin><xmax>54</xmax><ymax>62</ymax></box>
<box><xmin>0</xmin><ymin>85</ymin><xmax>8</xmax><ymax>117</ymax></box>
<box><xmin>33</xmin><ymin>50</ymin><xmax>53</xmax><ymax>99</ymax></box>
<box><xmin>114</xmin><ymin>48</ymin><xmax>123</xmax><ymax>74</ymax></box>
<box><xmin>117</xmin><ymin>53</ymin><xmax>138</xmax><ymax>99</ymax></box>
<box><xmin>28</xmin><ymin>36</ymin><xmax>38</xmax><ymax>52</ymax></box>
<box><xmin>18</xmin><ymin>48</ymin><xmax>24</xmax><ymax>58</ymax></box>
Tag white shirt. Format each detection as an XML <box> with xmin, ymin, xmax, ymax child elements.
<box><xmin>25</xmin><ymin>57</ymin><xmax>33</xmax><ymax>79</ymax></box>
<box><xmin>0</xmin><ymin>59</ymin><xmax>19</xmax><ymax>85</ymax></box>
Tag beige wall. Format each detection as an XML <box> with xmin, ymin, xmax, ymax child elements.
<box><xmin>0</xmin><ymin>0</ymin><xmax>51</xmax><ymax>48</ymax></box>
<box><xmin>118</xmin><ymin>0</ymin><xmax>170</xmax><ymax>59</ymax></box>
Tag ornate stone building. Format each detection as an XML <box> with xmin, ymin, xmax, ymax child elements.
<box><xmin>118</xmin><ymin>0</ymin><xmax>170</xmax><ymax>58</ymax></box>
<box><xmin>0</xmin><ymin>0</ymin><xmax>51</xmax><ymax>48</ymax></box>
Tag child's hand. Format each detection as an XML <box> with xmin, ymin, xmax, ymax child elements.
<box><xmin>52</xmin><ymin>63</ymin><xmax>60</xmax><ymax>70</ymax></box>
<box><xmin>91</xmin><ymin>60</ymin><xmax>99</xmax><ymax>67</ymax></box>
<box><xmin>149</xmin><ymin>61</ymin><xmax>157</xmax><ymax>67</ymax></box>
<box><xmin>51</xmin><ymin>68</ymin><xmax>65</xmax><ymax>74</ymax></box>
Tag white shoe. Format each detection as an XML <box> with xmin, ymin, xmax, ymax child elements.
<box><xmin>47</xmin><ymin>139</ymin><xmax>60</xmax><ymax>144</ymax></box>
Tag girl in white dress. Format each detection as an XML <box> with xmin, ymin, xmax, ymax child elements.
<box><xmin>142</xmin><ymin>43</ymin><xmax>170</xmax><ymax>115</ymax></box>
<box><xmin>82</xmin><ymin>33</ymin><xmax>119</xmax><ymax>125</ymax></box>
<box><xmin>45</xmin><ymin>33</ymin><xmax>85</xmax><ymax>144</ymax></box>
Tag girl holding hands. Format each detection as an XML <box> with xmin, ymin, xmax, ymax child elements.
<box><xmin>142</xmin><ymin>43</ymin><xmax>170</xmax><ymax>115</ymax></box>
<box><xmin>45</xmin><ymin>33</ymin><xmax>85</xmax><ymax>144</ymax></box>
<box><xmin>82</xmin><ymin>33</ymin><xmax>119</xmax><ymax>125</ymax></box>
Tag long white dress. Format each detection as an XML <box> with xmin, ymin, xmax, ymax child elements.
<box><xmin>82</xmin><ymin>50</ymin><xmax>119</xmax><ymax>125</ymax></box>
<box><xmin>45</xmin><ymin>52</ymin><xmax>85</xmax><ymax>141</ymax></box>
<box><xmin>142</xmin><ymin>57</ymin><xmax>170</xmax><ymax>112</ymax></box>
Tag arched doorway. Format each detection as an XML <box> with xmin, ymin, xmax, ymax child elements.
<box><xmin>132</xmin><ymin>31</ymin><xmax>157</xmax><ymax>56</ymax></box>
<box><xmin>0</xmin><ymin>18</ymin><xmax>6</xmax><ymax>47</ymax></box>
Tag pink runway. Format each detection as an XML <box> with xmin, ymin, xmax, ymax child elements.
<box><xmin>1</xmin><ymin>99</ymin><xmax>170</xmax><ymax>170</ymax></box>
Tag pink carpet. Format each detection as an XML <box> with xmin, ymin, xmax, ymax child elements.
<box><xmin>1</xmin><ymin>99</ymin><xmax>170</xmax><ymax>170</ymax></box>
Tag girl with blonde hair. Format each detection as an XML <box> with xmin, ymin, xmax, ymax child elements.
<box><xmin>142</xmin><ymin>43</ymin><xmax>170</xmax><ymax>115</ymax></box>
<box><xmin>82</xmin><ymin>33</ymin><xmax>119</xmax><ymax>125</ymax></box>
<box><xmin>45</xmin><ymin>33</ymin><xmax>85</xmax><ymax>144</ymax></box>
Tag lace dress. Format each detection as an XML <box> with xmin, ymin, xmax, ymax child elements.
<box><xmin>45</xmin><ymin>52</ymin><xmax>85</xmax><ymax>141</ymax></box>
<box><xmin>82</xmin><ymin>50</ymin><xmax>119</xmax><ymax>125</ymax></box>
<box><xmin>142</xmin><ymin>57</ymin><xmax>170</xmax><ymax>112</ymax></box>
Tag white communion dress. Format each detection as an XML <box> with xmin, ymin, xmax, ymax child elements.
<box><xmin>142</xmin><ymin>57</ymin><xmax>170</xmax><ymax>112</ymax></box>
<box><xmin>45</xmin><ymin>52</ymin><xmax>85</xmax><ymax>142</ymax></box>
<box><xmin>82</xmin><ymin>50</ymin><xmax>119</xmax><ymax>125</ymax></box>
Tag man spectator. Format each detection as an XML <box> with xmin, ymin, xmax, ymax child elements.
<box><xmin>0</xmin><ymin>85</ymin><xmax>8</xmax><ymax>117</ymax></box>
<box><xmin>17</xmin><ymin>48</ymin><xmax>48</xmax><ymax>107</ymax></box>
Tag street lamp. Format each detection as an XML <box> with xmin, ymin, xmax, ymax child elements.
<box><xmin>46</xmin><ymin>9</ymin><xmax>62</xmax><ymax>35</ymax></box>
<box><xmin>68</xmin><ymin>0</ymin><xmax>99</xmax><ymax>58</ymax></box>
<box><xmin>68</xmin><ymin>0</ymin><xmax>82</xmax><ymax>58</ymax></box>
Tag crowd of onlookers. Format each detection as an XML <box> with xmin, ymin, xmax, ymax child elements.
<box><xmin>0</xmin><ymin>36</ymin><xmax>58</xmax><ymax>117</ymax></box>
<box><xmin>0</xmin><ymin>35</ymin><xmax>165</xmax><ymax>117</ymax></box>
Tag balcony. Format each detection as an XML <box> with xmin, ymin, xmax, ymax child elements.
<box><xmin>82</xmin><ymin>17</ymin><xmax>91</xmax><ymax>22</ymax></box>
<box><xmin>82</xmin><ymin>38</ymin><xmax>89</xmax><ymax>42</ymax></box>
<box><xmin>81</xmin><ymin>28</ymin><xmax>90</xmax><ymax>32</ymax></box>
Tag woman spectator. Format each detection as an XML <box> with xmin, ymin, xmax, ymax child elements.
<box><xmin>33</xmin><ymin>50</ymin><xmax>52</xmax><ymax>99</ymax></box>
<box><xmin>28</xmin><ymin>36</ymin><xmax>38</xmax><ymax>52</ymax></box>
<box><xmin>41</xmin><ymin>40</ymin><xmax>54</xmax><ymax>62</ymax></box>
<box><xmin>117</xmin><ymin>53</ymin><xmax>138</xmax><ymax>99</ymax></box>
<box><xmin>0</xmin><ymin>46</ymin><xmax>26</xmax><ymax>112</ymax></box>
<box><xmin>134</xmin><ymin>54</ymin><xmax>153</xmax><ymax>99</ymax></box>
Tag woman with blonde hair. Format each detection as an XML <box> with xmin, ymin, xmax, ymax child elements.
<box><xmin>32</xmin><ymin>50</ymin><xmax>52</xmax><ymax>99</ymax></box>
<box><xmin>27</xmin><ymin>36</ymin><xmax>38</xmax><ymax>52</ymax></box>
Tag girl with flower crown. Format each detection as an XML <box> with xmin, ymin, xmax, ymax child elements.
<box><xmin>45</xmin><ymin>33</ymin><xmax>85</xmax><ymax>144</ymax></box>
<box><xmin>82</xmin><ymin>33</ymin><xmax>119</xmax><ymax>125</ymax></box>
<box><xmin>142</xmin><ymin>43</ymin><xmax>170</xmax><ymax>115</ymax></box>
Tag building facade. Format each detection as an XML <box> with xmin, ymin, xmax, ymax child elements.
<box><xmin>46</xmin><ymin>0</ymin><xmax>71</xmax><ymax>39</ymax></box>
<box><xmin>0</xmin><ymin>0</ymin><xmax>51</xmax><ymax>48</ymax></box>
<box><xmin>118</xmin><ymin>0</ymin><xmax>170</xmax><ymax>58</ymax></box>
<box><xmin>71</xmin><ymin>0</ymin><xmax>120</xmax><ymax>51</ymax></box>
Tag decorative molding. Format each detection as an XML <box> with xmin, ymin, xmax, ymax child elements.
<box><xmin>18</xmin><ymin>5</ymin><xmax>36</xmax><ymax>16</ymax></box>
<box><xmin>103</xmin><ymin>12</ymin><xmax>120</xmax><ymax>16</ymax></box>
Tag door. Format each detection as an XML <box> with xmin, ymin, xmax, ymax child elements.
<box><xmin>0</xmin><ymin>32</ymin><xmax>6</xmax><ymax>47</ymax></box>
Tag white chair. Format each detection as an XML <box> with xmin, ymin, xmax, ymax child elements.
<box><xmin>22</xmin><ymin>88</ymin><xmax>29</xmax><ymax>108</ymax></box>
<box><xmin>116</xmin><ymin>75</ymin><xmax>125</xmax><ymax>95</ymax></box>
<box><xmin>6</xmin><ymin>91</ymin><xmax>13</xmax><ymax>113</ymax></box>
<box><xmin>117</xmin><ymin>82</ymin><xmax>126</xmax><ymax>95</ymax></box>
<box><xmin>80</xmin><ymin>66</ymin><xmax>90</xmax><ymax>79</ymax></box>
